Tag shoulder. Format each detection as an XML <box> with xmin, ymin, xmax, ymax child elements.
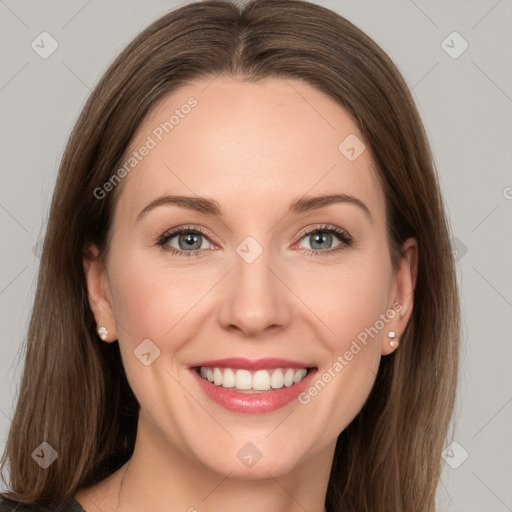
<box><xmin>0</xmin><ymin>497</ymin><xmax>85</xmax><ymax>511</ymax></box>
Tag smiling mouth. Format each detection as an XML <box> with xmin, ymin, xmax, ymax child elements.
<box><xmin>193</xmin><ymin>366</ymin><xmax>316</xmax><ymax>393</ymax></box>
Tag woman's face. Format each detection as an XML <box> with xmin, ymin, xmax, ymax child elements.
<box><xmin>84</xmin><ymin>76</ymin><xmax>416</xmax><ymax>479</ymax></box>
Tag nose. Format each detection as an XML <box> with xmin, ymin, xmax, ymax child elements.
<box><xmin>216</xmin><ymin>242</ymin><xmax>292</xmax><ymax>337</ymax></box>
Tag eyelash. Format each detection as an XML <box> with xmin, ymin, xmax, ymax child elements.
<box><xmin>155</xmin><ymin>224</ymin><xmax>353</xmax><ymax>258</ymax></box>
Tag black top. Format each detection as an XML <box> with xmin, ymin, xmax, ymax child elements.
<box><xmin>0</xmin><ymin>497</ymin><xmax>85</xmax><ymax>511</ymax></box>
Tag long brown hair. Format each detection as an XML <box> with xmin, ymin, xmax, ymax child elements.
<box><xmin>0</xmin><ymin>1</ymin><xmax>460</xmax><ymax>510</ymax></box>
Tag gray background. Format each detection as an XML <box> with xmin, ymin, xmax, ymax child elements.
<box><xmin>1</xmin><ymin>0</ymin><xmax>511</xmax><ymax>510</ymax></box>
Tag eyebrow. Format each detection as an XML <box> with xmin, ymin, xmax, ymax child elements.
<box><xmin>136</xmin><ymin>193</ymin><xmax>372</xmax><ymax>223</ymax></box>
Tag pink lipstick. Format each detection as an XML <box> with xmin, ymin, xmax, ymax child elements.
<box><xmin>189</xmin><ymin>357</ymin><xmax>317</xmax><ymax>414</ymax></box>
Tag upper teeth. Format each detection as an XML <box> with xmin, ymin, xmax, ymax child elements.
<box><xmin>199</xmin><ymin>367</ymin><xmax>308</xmax><ymax>390</ymax></box>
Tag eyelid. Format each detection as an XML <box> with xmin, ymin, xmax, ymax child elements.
<box><xmin>293</xmin><ymin>223</ymin><xmax>352</xmax><ymax>245</ymax></box>
<box><xmin>156</xmin><ymin>223</ymin><xmax>353</xmax><ymax>256</ymax></box>
<box><xmin>156</xmin><ymin>224</ymin><xmax>217</xmax><ymax>248</ymax></box>
<box><xmin>290</xmin><ymin>224</ymin><xmax>353</xmax><ymax>256</ymax></box>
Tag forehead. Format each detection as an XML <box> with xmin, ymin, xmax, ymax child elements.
<box><xmin>113</xmin><ymin>76</ymin><xmax>385</xmax><ymax>225</ymax></box>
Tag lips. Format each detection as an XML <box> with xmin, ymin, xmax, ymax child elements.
<box><xmin>189</xmin><ymin>357</ymin><xmax>313</xmax><ymax>370</ymax></box>
<box><xmin>188</xmin><ymin>357</ymin><xmax>317</xmax><ymax>414</ymax></box>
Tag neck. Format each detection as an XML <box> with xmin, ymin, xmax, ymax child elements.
<box><xmin>111</xmin><ymin>411</ymin><xmax>334</xmax><ymax>512</ymax></box>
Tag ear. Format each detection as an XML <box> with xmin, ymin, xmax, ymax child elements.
<box><xmin>83</xmin><ymin>243</ymin><xmax>117</xmax><ymax>342</ymax></box>
<box><xmin>382</xmin><ymin>237</ymin><xmax>418</xmax><ymax>355</ymax></box>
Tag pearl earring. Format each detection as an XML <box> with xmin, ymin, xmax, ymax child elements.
<box><xmin>97</xmin><ymin>326</ymin><xmax>109</xmax><ymax>341</ymax></box>
<box><xmin>387</xmin><ymin>330</ymin><xmax>399</xmax><ymax>349</ymax></box>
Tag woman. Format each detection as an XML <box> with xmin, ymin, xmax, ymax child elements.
<box><xmin>0</xmin><ymin>0</ymin><xmax>460</xmax><ymax>510</ymax></box>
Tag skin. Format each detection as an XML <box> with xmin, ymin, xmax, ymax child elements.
<box><xmin>79</xmin><ymin>76</ymin><xmax>417</xmax><ymax>512</ymax></box>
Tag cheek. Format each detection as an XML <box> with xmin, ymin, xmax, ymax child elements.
<box><xmin>312</xmin><ymin>258</ymin><xmax>392</xmax><ymax>352</ymax></box>
<box><xmin>108</xmin><ymin>248</ymin><xmax>208</xmax><ymax>341</ymax></box>
<box><xmin>109</xmin><ymin>239</ymin><xmax>391</xmax><ymax>351</ymax></box>
<box><xmin>295</xmin><ymin>262</ymin><xmax>391</xmax><ymax>437</ymax></box>
<box><xmin>106</xmin><ymin>249</ymin><xmax>200</xmax><ymax>425</ymax></box>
